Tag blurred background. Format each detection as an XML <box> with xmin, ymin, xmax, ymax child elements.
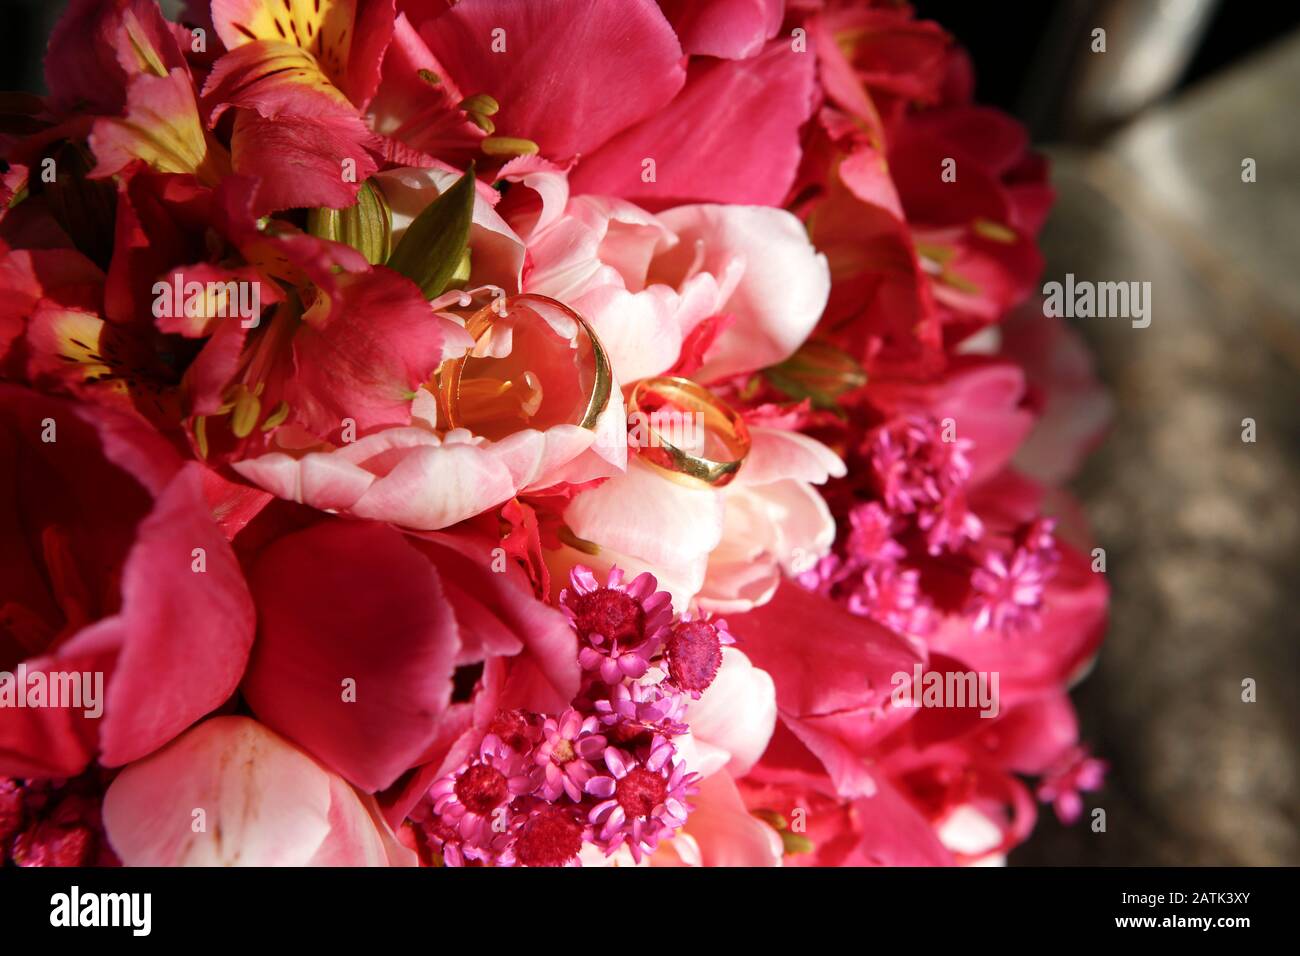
<box><xmin>3</xmin><ymin>0</ymin><xmax>1297</xmax><ymax>865</ymax></box>
<box><xmin>913</xmin><ymin>0</ymin><xmax>1300</xmax><ymax>865</ymax></box>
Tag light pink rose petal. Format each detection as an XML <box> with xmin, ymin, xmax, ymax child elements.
<box><xmin>104</xmin><ymin>716</ymin><xmax>334</xmax><ymax>867</ymax></box>
<box><xmin>571</xmin><ymin>284</ymin><xmax>683</xmax><ymax>383</ymax></box>
<box><xmin>700</xmin><ymin>478</ymin><xmax>835</xmax><ymax>613</ymax></box>
<box><xmin>306</xmin><ymin>776</ymin><xmax>418</xmax><ymax>867</ymax></box>
<box><xmin>680</xmin><ymin>770</ymin><xmax>783</xmax><ymax>867</ymax></box>
<box><xmin>683</xmin><ymin>648</ymin><xmax>777</xmax><ymax>778</ymax></box>
<box><xmin>654</xmin><ymin>204</ymin><xmax>829</xmax><ymax>381</ymax></box>
<box><xmin>564</xmin><ymin>457</ymin><xmax>725</xmax><ymax>572</ymax></box>
<box><xmin>734</xmin><ymin>426</ymin><xmax>846</xmax><ymax>487</ymax></box>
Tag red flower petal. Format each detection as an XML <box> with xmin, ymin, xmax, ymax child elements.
<box><xmin>242</xmin><ymin>520</ymin><xmax>461</xmax><ymax>792</ymax></box>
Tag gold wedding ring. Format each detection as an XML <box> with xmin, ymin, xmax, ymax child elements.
<box><xmin>435</xmin><ymin>294</ymin><xmax>611</xmax><ymax>439</ymax></box>
<box><xmin>627</xmin><ymin>376</ymin><xmax>751</xmax><ymax>488</ymax></box>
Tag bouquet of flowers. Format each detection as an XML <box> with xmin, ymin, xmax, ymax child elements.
<box><xmin>0</xmin><ymin>0</ymin><xmax>1110</xmax><ymax>867</ymax></box>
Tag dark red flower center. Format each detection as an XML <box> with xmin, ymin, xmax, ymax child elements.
<box><xmin>570</xmin><ymin>587</ymin><xmax>644</xmax><ymax>646</ymax></box>
<box><xmin>607</xmin><ymin>722</ymin><xmax>651</xmax><ymax>749</ymax></box>
<box><xmin>615</xmin><ymin>768</ymin><xmax>667</xmax><ymax>819</ymax></box>
<box><xmin>515</xmin><ymin>807</ymin><xmax>584</xmax><ymax>867</ymax></box>
<box><xmin>454</xmin><ymin>764</ymin><xmax>508</xmax><ymax>816</ymax></box>
<box><xmin>665</xmin><ymin>620</ymin><xmax>722</xmax><ymax>692</ymax></box>
<box><xmin>488</xmin><ymin>709</ymin><xmax>533</xmax><ymax>752</ymax></box>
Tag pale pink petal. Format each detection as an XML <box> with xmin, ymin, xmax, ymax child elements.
<box><xmin>680</xmin><ymin>771</ymin><xmax>783</xmax><ymax>867</ymax></box>
<box><xmin>103</xmin><ymin>717</ymin><xmax>334</xmax><ymax>867</ymax></box>
<box><xmin>654</xmin><ymin>204</ymin><xmax>829</xmax><ymax>381</ymax></box>
<box><xmin>306</xmin><ymin>778</ymin><xmax>419</xmax><ymax>867</ymax></box>
<box><xmin>571</xmin><ymin>284</ymin><xmax>683</xmax><ymax>383</ymax></box>
<box><xmin>564</xmin><ymin>457</ymin><xmax>725</xmax><ymax>573</ymax></box>
<box><xmin>683</xmin><ymin>648</ymin><xmax>777</xmax><ymax>778</ymax></box>
<box><xmin>734</xmin><ymin>426</ymin><xmax>846</xmax><ymax>487</ymax></box>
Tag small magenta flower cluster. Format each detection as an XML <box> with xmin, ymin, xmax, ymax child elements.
<box><xmin>416</xmin><ymin>567</ymin><xmax>735</xmax><ymax>866</ymax></box>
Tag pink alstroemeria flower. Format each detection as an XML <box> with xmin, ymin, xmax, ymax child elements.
<box><xmin>411</xmin><ymin>0</ymin><xmax>814</xmax><ymax>207</ymax></box>
<box><xmin>202</xmin><ymin>0</ymin><xmax>397</xmax><ymax>214</ymax></box>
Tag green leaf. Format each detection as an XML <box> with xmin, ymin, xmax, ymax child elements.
<box><xmin>386</xmin><ymin>165</ymin><xmax>476</xmax><ymax>299</ymax></box>
<box><xmin>307</xmin><ymin>179</ymin><xmax>392</xmax><ymax>265</ymax></box>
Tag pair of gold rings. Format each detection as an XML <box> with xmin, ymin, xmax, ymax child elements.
<box><xmin>436</xmin><ymin>294</ymin><xmax>750</xmax><ymax>488</ymax></box>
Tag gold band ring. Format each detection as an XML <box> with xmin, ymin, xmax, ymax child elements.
<box><xmin>435</xmin><ymin>293</ymin><xmax>611</xmax><ymax>439</ymax></box>
<box><xmin>626</xmin><ymin>376</ymin><xmax>751</xmax><ymax>488</ymax></box>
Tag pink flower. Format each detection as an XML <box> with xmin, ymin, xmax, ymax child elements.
<box><xmin>202</xmin><ymin>0</ymin><xmax>396</xmax><ymax>214</ymax></box>
<box><xmin>865</xmin><ymin>359</ymin><xmax>1037</xmax><ymax>485</ymax></box>
<box><xmin>429</xmin><ymin>734</ymin><xmax>537</xmax><ymax>858</ymax></box>
<box><xmin>1037</xmin><ymin>747</ymin><xmax>1108</xmax><ymax>825</ymax></box>
<box><xmin>926</xmin><ymin>525</ymin><xmax>1107</xmax><ymax>707</ymax></box>
<box><xmin>731</xmin><ymin>577</ymin><xmax>925</xmax><ymax>798</ymax></box>
<box><xmin>659</xmin><ymin>770</ymin><xmax>783</xmax><ymax>867</ymax></box>
<box><xmin>233</xmin><ymin>286</ymin><xmax>628</xmax><ymax>531</ymax></box>
<box><xmin>586</xmin><ymin>742</ymin><xmax>698</xmax><ymax>863</ymax></box>
<box><xmin>514</xmin><ymin>175</ymin><xmax>832</xmax><ymax>385</ymax></box>
<box><xmin>845</xmin><ymin>502</ymin><xmax>907</xmax><ymax>566</ymax></box>
<box><xmin>560</xmin><ymin>566</ymin><xmax>673</xmax><ymax>685</ymax></box>
<box><xmin>847</xmin><ymin>564</ymin><xmax>935</xmax><ymax>637</ymax></box>
<box><xmin>680</xmin><ymin>648</ymin><xmax>777</xmax><ymax>779</ymax></box>
<box><xmin>534</xmin><ymin>710</ymin><xmax>606</xmax><ymax>802</ymax></box>
<box><xmin>1000</xmin><ymin>304</ymin><xmax>1114</xmax><ymax>486</ymax></box>
<box><xmin>594</xmin><ymin>681</ymin><xmax>690</xmax><ymax>743</ymax></box>
<box><xmin>967</xmin><ymin>520</ymin><xmax>1060</xmax><ymax>636</ymax></box>
<box><xmin>699</xmin><ymin>425</ymin><xmax>846</xmax><ymax>613</ymax></box>
<box><xmin>416</xmin><ymin>0</ymin><xmax>687</xmax><ymax>165</ymax></box>
<box><xmin>658</xmin><ymin>0</ymin><xmax>785</xmax><ymax>60</ymax></box>
<box><xmin>571</xmin><ymin>40</ymin><xmax>816</xmax><ymax>207</ymax></box>
<box><xmin>867</xmin><ymin>414</ymin><xmax>983</xmax><ymax>554</ymax></box>
<box><xmin>102</xmin><ymin>717</ymin><xmax>415</xmax><ymax>866</ymax></box>
<box><xmin>512</xmin><ymin>805</ymin><xmax>586</xmax><ymax>868</ymax></box>
<box><xmin>663</xmin><ymin>613</ymin><xmax>736</xmax><ymax>696</ymax></box>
